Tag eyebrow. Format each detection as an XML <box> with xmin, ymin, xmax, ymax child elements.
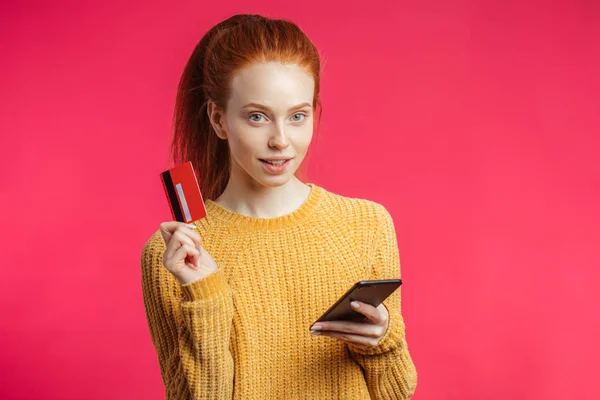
<box><xmin>242</xmin><ymin>102</ymin><xmax>313</xmax><ymax>112</ymax></box>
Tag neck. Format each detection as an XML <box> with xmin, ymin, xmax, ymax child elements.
<box><xmin>214</xmin><ymin>173</ymin><xmax>311</xmax><ymax>219</ymax></box>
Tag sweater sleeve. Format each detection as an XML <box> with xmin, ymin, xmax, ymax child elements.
<box><xmin>140</xmin><ymin>233</ymin><xmax>235</xmax><ymax>399</ymax></box>
<box><xmin>347</xmin><ymin>206</ymin><xmax>418</xmax><ymax>399</ymax></box>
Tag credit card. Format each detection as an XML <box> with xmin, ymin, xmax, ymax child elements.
<box><xmin>160</xmin><ymin>161</ymin><xmax>207</xmax><ymax>223</ymax></box>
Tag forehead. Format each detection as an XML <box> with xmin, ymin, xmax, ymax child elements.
<box><xmin>228</xmin><ymin>62</ymin><xmax>314</xmax><ymax>109</ymax></box>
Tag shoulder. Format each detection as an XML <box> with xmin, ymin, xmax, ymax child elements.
<box><xmin>142</xmin><ymin>229</ymin><xmax>166</xmax><ymax>253</ymax></box>
<box><xmin>140</xmin><ymin>229</ymin><xmax>166</xmax><ymax>270</ymax></box>
<box><xmin>317</xmin><ymin>185</ymin><xmax>394</xmax><ymax>232</ymax></box>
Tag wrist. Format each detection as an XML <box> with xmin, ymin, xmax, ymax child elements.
<box><xmin>176</xmin><ymin>266</ymin><xmax>218</xmax><ymax>285</ymax></box>
<box><xmin>180</xmin><ymin>268</ymin><xmax>226</xmax><ymax>301</ymax></box>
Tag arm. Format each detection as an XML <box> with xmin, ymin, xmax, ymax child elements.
<box><xmin>140</xmin><ymin>233</ymin><xmax>235</xmax><ymax>399</ymax></box>
<box><xmin>347</xmin><ymin>206</ymin><xmax>418</xmax><ymax>399</ymax></box>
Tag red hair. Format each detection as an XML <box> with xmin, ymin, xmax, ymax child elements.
<box><xmin>170</xmin><ymin>14</ymin><xmax>323</xmax><ymax>201</ymax></box>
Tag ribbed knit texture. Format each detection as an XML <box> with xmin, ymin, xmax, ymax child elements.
<box><xmin>140</xmin><ymin>183</ymin><xmax>417</xmax><ymax>399</ymax></box>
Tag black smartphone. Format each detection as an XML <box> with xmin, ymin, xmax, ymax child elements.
<box><xmin>313</xmin><ymin>279</ymin><xmax>402</xmax><ymax>324</ymax></box>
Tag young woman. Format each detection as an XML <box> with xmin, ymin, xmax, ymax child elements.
<box><xmin>141</xmin><ymin>13</ymin><xmax>417</xmax><ymax>399</ymax></box>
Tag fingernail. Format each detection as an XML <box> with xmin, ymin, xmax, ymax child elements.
<box><xmin>311</xmin><ymin>325</ymin><xmax>323</xmax><ymax>331</ymax></box>
<box><xmin>186</xmin><ymin>224</ymin><xmax>196</xmax><ymax>229</ymax></box>
<box><xmin>310</xmin><ymin>329</ymin><xmax>321</xmax><ymax>335</ymax></box>
<box><xmin>351</xmin><ymin>301</ymin><xmax>360</xmax><ymax>309</ymax></box>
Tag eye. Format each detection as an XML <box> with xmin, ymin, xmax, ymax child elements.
<box><xmin>291</xmin><ymin>113</ymin><xmax>307</xmax><ymax>122</ymax></box>
<box><xmin>248</xmin><ymin>113</ymin><xmax>266</xmax><ymax>123</ymax></box>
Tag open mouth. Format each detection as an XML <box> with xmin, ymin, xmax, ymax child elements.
<box><xmin>259</xmin><ymin>159</ymin><xmax>290</xmax><ymax>166</ymax></box>
<box><xmin>259</xmin><ymin>158</ymin><xmax>293</xmax><ymax>173</ymax></box>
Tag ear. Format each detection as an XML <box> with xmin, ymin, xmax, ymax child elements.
<box><xmin>207</xmin><ymin>100</ymin><xmax>228</xmax><ymax>140</ymax></box>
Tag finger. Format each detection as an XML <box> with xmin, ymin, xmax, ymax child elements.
<box><xmin>177</xmin><ymin>225</ymin><xmax>202</xmax><ymax>249</ymax></box>
<box><xmin>159</xmin><ymin>221</ymin><xmax>198</xmax><ymax>244</ymax></box>
<box><xmin>168</xmin><ymin>243</ymin><xmax>200</xmax><ymax>271</ymax></box>
<box><xmin>350</xmin><ymin>301</ymin><xmax>386</xmax><ymax>324</ymax></box>
<box><xmin>172</xmin><ymin>230</ymin><xmax>198</xmax><ymax>249</ymax></box>
<box><xmin>315</xmin><ymin>330</ymin><xmax>380</xmax><ymax>348</ymax></box>
<box><xmin>310</xmin><ymin>320</ymin><xmax>384</xmax><ymax>339</ymax></box>
<box><xmin>180</xmin><ymin>243</ymin><xmax>201</xmax><ymax>270</ymax></box>
<box><xmin>164</xmin><ymin>226</ymin><xmax>202</xmax><ymax>255</ymax></box>
<box><xmin>164</xmin><ymin>230</ymin><xmax>197</xmax><ymax>260</ymax></box>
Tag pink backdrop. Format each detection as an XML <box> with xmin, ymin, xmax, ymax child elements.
<box><xmin>2</xmin><ymin>1</ymin><xmax>599</xmax><ymax>399</ymax></box>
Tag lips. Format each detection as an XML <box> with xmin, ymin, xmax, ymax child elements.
<box><xmin>260</xmin><ymin>158</ymin><xmax>292</xmax><ymax>174</ymax></box>
<box><xmin>259</xmin><ymin>158</ymin><xmax>292</xmax><ymax>165</ymax></box>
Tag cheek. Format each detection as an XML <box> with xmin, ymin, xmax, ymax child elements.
<box><xmin>293</xmin><ymin>128</ymin><xmax>314</xmax><ymax>151</ymax></box>
<box><xmin>228</xmin><ymin>139</ymin><xmax>250</xmax><ymax>161</ymax></box>
<box><xmin>227</xmin><ymin>129</ymin><xmax>260</xmax><ymax>161</ymax></box>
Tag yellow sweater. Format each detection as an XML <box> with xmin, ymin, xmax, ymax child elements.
<box><xmin>140</xmin><ymin>183</ymin><xmax>417</xmax><ymax>399</ymax></box>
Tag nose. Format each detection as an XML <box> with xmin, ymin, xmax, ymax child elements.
<box><xmin>268</xmin><ymin>124</ymin><xmax>290</xmax><ymax>150</ymax></box>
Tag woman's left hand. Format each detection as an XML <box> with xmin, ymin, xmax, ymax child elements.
<box><xmin>309</xmin><ymin>301</ymin><xmax>389</xmax><ymax>350</ymax></box>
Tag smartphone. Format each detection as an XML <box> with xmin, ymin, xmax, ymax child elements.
<box><xmin>313</xmin><ymin>279</ymin><xmax>402</xmax><ymax>324</ymax></box>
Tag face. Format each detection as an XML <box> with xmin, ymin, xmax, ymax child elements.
<box><xmin>208</xmin><ymin>62</ymin><xmax>315</xmax><ymax>189</ymax></box>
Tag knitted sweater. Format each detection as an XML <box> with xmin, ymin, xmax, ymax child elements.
<box><xmin>140</xmin><ymin>183</ymin><xmax>417</xmax><ymax>399</ymax></box>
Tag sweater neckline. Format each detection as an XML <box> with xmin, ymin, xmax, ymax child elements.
<box><xmin>203</xmin><ymin>183</ymin><xmax>323</xmax><ymax>231</ymax></box>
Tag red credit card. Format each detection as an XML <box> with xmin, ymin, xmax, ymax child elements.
<box><xmin>160</xmin><ymin>161</ymin><xmax>207</xmax><ymax>223</ymax></box>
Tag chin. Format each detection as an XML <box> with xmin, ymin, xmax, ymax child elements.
<box><xmin>256</xmin><ymin>174</ymin><xmax>294</xmax><ymax>188</ymax></box>
<box><xmin>254</xmin><ymin>168</ymin><xmax>299</xmax><ymax>188</ymax></box>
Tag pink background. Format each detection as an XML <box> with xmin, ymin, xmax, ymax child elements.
<box><xmin>1</xmin><ymin>1</ymin><xmax>599</xmax><ymax>399</ymax></box>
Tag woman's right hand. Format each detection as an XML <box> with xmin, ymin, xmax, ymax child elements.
<box><xmin>159</xmin><ymin>221</ymin><xmax>219</xmax><ymax>285</ymax></box>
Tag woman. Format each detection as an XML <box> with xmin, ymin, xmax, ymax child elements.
<box><xmin>141</xmin><ymin>13</ymin><xmax>417</xmax><ymax>399</ymax></box>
